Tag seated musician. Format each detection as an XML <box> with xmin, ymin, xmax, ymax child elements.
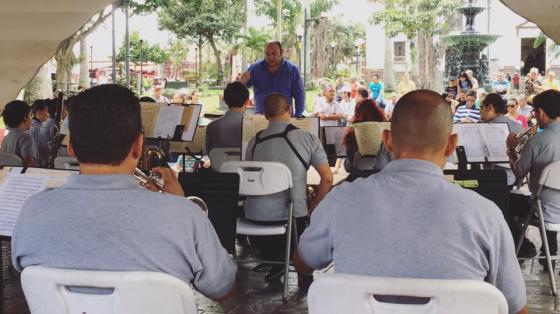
<box><xmin>11</xmin><ymin>84</ymin><xmax>237</xmax><ymax>301</ymax></box>
<box><xmin>245</xmin><ymin>93</ymin><xmax>333</xmax><ymax>283</ymax></box>
<box><xmin>29</xmin><ymin>99</ymin><xmax>51</xmax><ymax>167</ymax></box>
<box><xmin>0</xmin><ymin>100</ymin><xmax>37</xmax><ymax>166</ymax></box>
<box><xmin>205</xmin><ymin>81</ymin><xmax>248</xmax><ymax>155</ymax></box>
<box><xmin>507</xmin><ymin>89</ymin><xmax>560</xmax><ymax>265</ymax></box>
<box><xmin>294</xmin><ymin>90</ymin><xmax>528</xmax><ymax>314</ymax></box>
<box><xmin>342</xmin><ymin>98</ymin><xmax>385</xmax><ymax>175</ymax></box>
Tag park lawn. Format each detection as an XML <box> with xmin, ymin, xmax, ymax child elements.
<box><xmin>200</xmin><ymin>88</ymin><xmax>320</xmax><ymax>114</ymax></box>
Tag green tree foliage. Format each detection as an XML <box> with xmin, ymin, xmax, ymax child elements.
<box><xmin>237</xmin><ymin>27</ymin><xmax>273</xmax><ymax>62</ymax></box>
<box><xmin>117</xmin><ymin>31</ymin><xmax>169</xmax><ymax>65</ymax></box>
<box><xmin>254</xmin><ymin>0</ymin><xmax>302</xmax><ymax>52</ymax></box>
<box><xmin>158</xmin><ymin>0</ymin><xmax>244</xmax><ymax>84</ymax></box>
<box><xmin>169</xmin><ymin>38</ymin><xmax>190</xmax><ymax>80</ymax></box>
<box><xmin>371</xmin><ymin>0</ymin><xmax>459</xmax><ymax>89</ymax></box>
<box><xmin>327</xmin><ymin>22</ymin><xmax>365</xmax><ymax>66</ymax></box>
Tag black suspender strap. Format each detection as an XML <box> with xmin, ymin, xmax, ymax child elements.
<box><xmin>250</xmin><ymin>124</ymin><xmax>310</xmax><ymax>170</ymax></box>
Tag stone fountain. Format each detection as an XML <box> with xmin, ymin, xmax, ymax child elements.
<box><xmin>442</xmin><ymin>0</ymin><xmax>500</xmax><ymax>86</ymax></box>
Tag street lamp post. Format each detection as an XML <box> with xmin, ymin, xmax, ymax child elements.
<box><xmin>330</xmin><ymin>41</ymin><xmax>336</xmax><ymax>77</ymax></box>
<box><xmin>124</xmin><ymin>0</ymin><xmax>131</xmax><ymax>89</ymax></box>
<box><xmin>111</xmin><ymin>3</ymin><xmax>116</xmax><ymax>83</ymax></box>
<box><xmin>296</xmin><ymin>25</ymin><xmax>303</xmax><ymax>71</ymax></box>
<box><xmin>139</xmin><ymin>39</ymin><xmax>144</xmax><ymax>93</ymax></box>
<box><xmin>90</xmin><ymin>45</ymin><xmax>94</xmax><ymax>87</ymax></box>
<box><xmin>195</xmin><ymin>47</ymin><xmax>198</xmax><ymax>86</ymax></box>
<box><xmin>354</xmin><ymin>38</ymin><xmax>365</xmax><ymax>78</ymax></box>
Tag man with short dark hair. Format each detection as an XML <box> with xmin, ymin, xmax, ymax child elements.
<box><xmin>295</xmin><ymin>90</ymin><xmax>528</xmax><ymax>314</ymax></box>
<box><xmin>205</xmin><ymin>81</ymin><xmax>248</xmax><ymax>154</ymax></box>
<box><xmin>1</xmin><ymin>100</ymin><xmax>36</xmax><ymax>166</ymax></box>
<box><xmin>240</xmin><ymin>41</ymin><xmax>305</xmax><ymax>117</ymax></box>
<box><xmin>368</xmin><ymin>73</ymin><xmax>384</xmax><ymax>107</ymax></box>
<box><xmin>355</xmin><ymin>87</ymin><xmax>369</xmax><ymax>104</ymax></box>
<box><xmin>507</xmin><ymin>89</ymin><xmax>560</xmax><ymax>266</ymax></box>
<box><xmin>245</xmin><ymin>93</ymin><xmax>332</xmax><ymax>282</ymax></box>
<box><xmin>480</xmin><ymin>93</ymin><xmax>522</xmax><ymax>133</ymax></box>
<box><xmin>12</xmin><ymin>84</ymin><xmax>237</xmax><ymax>301</ymax></box>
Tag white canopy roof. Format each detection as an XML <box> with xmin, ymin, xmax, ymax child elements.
<box><xmin>0</xmin><ymin>0</ymin><xmax>112</xmax><ymax>106</ymax></box>
<box><xmin>500</xmin><ymin>0</ymin><xmax>560</xmax><ymax>43</ymax></box>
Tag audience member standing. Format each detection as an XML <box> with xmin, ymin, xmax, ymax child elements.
<box><xmin>397</xmin><ymin>72</ymin><xmax>416</xmax><ymax>96</ymax></box>
<box><xmin>368</xmin><ymin>74</ymin><xmax>384</xmax><ymax>107</ymax></box>
<box><xmin>240</xmin><ymin>41</ymin><xmax>305</xmax><ymax>117</ymax></box>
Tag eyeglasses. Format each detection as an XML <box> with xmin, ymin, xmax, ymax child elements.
<box><xmin>507</xmin><ymin>105</ymin><xmax>516</xmax><ymax>108</ymax></box>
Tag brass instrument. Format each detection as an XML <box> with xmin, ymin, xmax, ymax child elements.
<box><xmin>141</xmin><ymin>146</ymin><xmax>167</xmax><ymax>171</ymax></box>
<box><xmin>514</xmin><ymin>124</ymin><xmax>539</xmax><ymax>155</ymax></box>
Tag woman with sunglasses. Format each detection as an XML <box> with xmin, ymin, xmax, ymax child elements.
<box><xmin>506</xmin><ymin>98</ymin><xmax>528</xmax><ymax>128</ymax></box>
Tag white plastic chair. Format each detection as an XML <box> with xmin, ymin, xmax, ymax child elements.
<box><xmin>0</xmin><ymin>152</ymin><xmax>23</xmax><ymax>166</ymax></box>
<box><xmin>21</xmin><ymin>266</ymin><xmax>197</xmax><ymax>314</ymax></box>
<box><xmin>220</xmin><ymin>160</ymin><xmax>294</xmax><ymax>301</ymax></box>
<box><xmin>54</xmin><ymin>156</ymin><xmax>79</xmax><ymax>170</ymax></box>
<box><xmin>308</xmin><ymin>274</ymin><xmax>508</xmax><ymax>314</ymax></box>
<box><xmin>515</xmin><ymin>160</ymin><xmax>560</xmax><ymax>295</ymax></box>
<box><xmin>208</xmin><ymin>147</ymin><xmax>241</xmax><ymax>172</ymax></box>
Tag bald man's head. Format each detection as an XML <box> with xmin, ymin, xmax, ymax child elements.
<box><xmin>390</xmin><ymin>90</ymin><xmax>453</xmax><ymax>154</ymax></box>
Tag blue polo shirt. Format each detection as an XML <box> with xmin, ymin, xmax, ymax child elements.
<box><xmin>246</xmin><ymin>59</ymin><xmax>305</xmax><ymax>117</ymax></box>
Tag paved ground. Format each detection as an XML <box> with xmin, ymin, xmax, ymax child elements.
<box><xmin>3</xmin><ymin>228</ymin><xmax>560</xmax><ymax>314</ymax></box>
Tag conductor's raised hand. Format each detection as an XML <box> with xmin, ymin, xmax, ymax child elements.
<box><xmin>240</xmin><ymin>71</ymin><xmax>251</xmax><ymax>85</ymax></box>
<box><xmin>151</xmin><ymin>167</ymin><xmax>185</xmax><ymax>196</ymax></box>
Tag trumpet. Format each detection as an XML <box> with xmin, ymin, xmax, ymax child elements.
<box><xmin>134</xmin><ymin>168</ymin><xmax>164</xmax><ymax>192</ymax></box>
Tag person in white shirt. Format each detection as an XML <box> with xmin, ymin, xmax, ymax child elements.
<box><xmin>315</xmin><ymin>85</ymin><xmax>343</xmax><ymax>127</ymax></box>
<box><xmin>337</xmin><ymin>85</ymin><xmax>355</xmax><ymax>125</ymax></box>
<box><xmin>384</xmin><ymin>92</ymin><xmax>398</xmax><ymax>120</ymax></box>
<box><xmin>153</xmin><ymin>86</ymin><xmax>170</xmax><ymax>104</ymax></box>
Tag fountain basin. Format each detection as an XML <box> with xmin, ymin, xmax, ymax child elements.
<box><xmin>441</xmin><ymin>33</ymin><xmax>500</xmax><ymax>50</ymax></box>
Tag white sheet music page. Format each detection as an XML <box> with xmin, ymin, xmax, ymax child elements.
<box><xmin>154</xmin><ymin>105</ymin><xmax>184</xmax><ymax>138</ymax></box>
<box><xmin>482</xmin><ymin>123</ymin><xmax>510</xmax><ymax>162</ymax></box>
<box><xmin>0</xmin><ymin>173</ymin><xmax>47</xmax><ymax>236</ymax></box>
<box><xmin>454</xmin><ymin>124</ymin><xmax>488</xmax><ymax>163</ymax></box>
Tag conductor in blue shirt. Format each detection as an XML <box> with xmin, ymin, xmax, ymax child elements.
<box><xmin>240</xmin><ymin>41</ymin><xmax>305</xmax><ymax>117</ymax></box>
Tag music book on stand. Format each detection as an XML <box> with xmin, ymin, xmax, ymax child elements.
<box><xmin>453</xmin><ymin>122</ymin><xmax>510</xmax><ymax>163</ymax></box>
<box><xmin>353</xmin><ymin>122</ymin><xmax>391</xmax><ymax>156</ymax></box>
<box><xmin>140</xmin><ymin>102</ymin><xmax>202</xmax><ymax>142</ymax></box>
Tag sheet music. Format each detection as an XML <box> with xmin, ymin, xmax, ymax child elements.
<box><xmin>482</xmin><ymin>124</ymin><xmax>510</xmax><ymax>162</ymax></box>
<box><xmin>453</xmin><ymin>123</ymin><xmax>509</xmax><ymax>163</ymax></box>
<box><xmin>153</xmin><ymin>105</ymin><xmax>184</xmax><ymax>138</ymax></box>
<box><xmin>140</xmin><ymin>103</ymin><xmax>160</xmax><ymax>137</ymax></box>
<box><xmin>353</xmin><ymin>122</ymin><xmax>391</xmax><ymax>156</ymax></box>
<box><xmin>241</xmin><ymin>115</ymin><xmax>320</xmax><ymax>160</ymax></box>
<box><xmin>180</xmin><ymin>105</ymin><xmax>202</xmax><ymax>141</ymax></box>
<box><xmin>0</xmin><ymin>173</ymin><xmax>47</xmax><ymax>236</ymax></box>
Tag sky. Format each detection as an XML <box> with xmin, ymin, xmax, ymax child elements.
<box><xmin>84</xmin><ymin>0</ymin><xmax>374</xmax><ymax>61</ymax></box>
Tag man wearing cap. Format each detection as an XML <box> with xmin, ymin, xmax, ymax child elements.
<box><xmin>338</xmin><ymin>85</ymin><xmax>355</xmax><ymax>124</ymax></box>
<box><xmin>240</xmin><ymin>41</ymin><xmax>305</xmax><ymax>117</ymax></box>
<box><xmin>153</xmin><ymin>86</ymin><xmax>170</xmax><ymax>104</ymax></box>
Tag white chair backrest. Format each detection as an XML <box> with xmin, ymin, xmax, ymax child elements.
<box><xmin>308</xmin><ymin>274</ymin><xmax>508</xmax><ymax>314</ymax></box>
<box><xmin>21</xmin><ymin>266</ymin><xmax>197</xmax><ymax>314</ymax></box>
<box><xmin>539</xmin><ymin>160</ymin><xmax>560</xmax><ymax>190</ymax></box>
<box><xmin>0</xmin><ymin>152</ymin><xmax>23</xmax><ymax>167</ymax></box>
<box><xmin>220</xmin><ymin>161</ymin><xmax>292</xmax><ymax>196</ymax></box>
<box><xmin>209</xmin><ymin>147</ymin><xmax>241</xmax><ymax>172</ymax></box>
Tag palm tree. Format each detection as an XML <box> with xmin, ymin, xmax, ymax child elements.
<box><xmin>238</xmin><ymin>27</ymin><xmax>273</xmax><ymax>63</ymax></box>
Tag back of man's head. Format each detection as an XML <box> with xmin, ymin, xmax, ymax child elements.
<box><xmin>391</xmin><ymin>90</ymin><xmax>452</xmax><ymax>154</ymax></box>
<box><xmin>224</xmin><ymin>81</ymin><xmax>249</xmax><ymax>108</ymax></box>
<box><xmin>482</xmin><ymin>93</ymin><xmax>505</xmax><ymax>114</ymax></box>
<box><xmin>533</xmin><ymin>89</ymin><xmax>560</xmax><ymax>119</ymax></box>
<box><xmin>2</xmin><ymin>100</ymin><xmax>30</xmax><ymax>128</ymax></box>
<box><xmin>356</xmin><ymin>87</ymin><xmax>369</xmax><ymax>99</ymax></box>
<box><xmin>31</xmin><ymin>99</ymin><xmax>49</xmax><ymax>115</ymax></box>
<box><xmin>264</xmin><ymin>93</ymin><xmax>290</xmax><ymax>118</ymax></box>
<box><xmin>69</xmin><ymin>84</ymin><xmax>142</xmax><ymax>165</ymax></box>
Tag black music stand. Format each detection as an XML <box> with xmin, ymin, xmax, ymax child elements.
<box><xmin>179</xmin><ymin>172</ymin><xmax>240</xmax><ymax>253</ymax></box>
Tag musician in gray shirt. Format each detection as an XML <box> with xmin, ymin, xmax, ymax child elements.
<box><xmin>12</xmin><ymin>85</ymin><xmax>237</xmax><ymax>300</ymax></box>
<box><xmin>295</xmin><ymin>90</ymin><xmax>528</xmax><ymax>314</ymax></box>
<box><xmin>205</xmin><ymin>81</ymin><xmax>248</xmax><ymax>155</ymax></box>
<box><xmin>508</xmin><ymin>89</ymin><xmax>560</xmax><ymax>262</ymax></box>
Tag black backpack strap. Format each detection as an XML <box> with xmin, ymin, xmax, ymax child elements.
<box><xmin>250</xmin><ymin>124</ymin><xmax>309</xmax><ymax>169</ymax></box>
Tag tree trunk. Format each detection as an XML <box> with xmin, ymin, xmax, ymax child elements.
<box><xmin>207</xmin><ymin>37</ymin><xmax>223</xmax><ymax>85</ymax></box>
<box><xmin>79</xmin><ymin>38</ymin><xmax>90</xmax><ymax>88</ymax></box>
<box><xmin>416</xmin><ymin>32</ymin><xmax>438</xmax><ymax>90</ymax></box>
<box><xmin>383</xmin><ymin>32</ymin><xmax>396</xmax><ymax>91</ymax></box>
<box><xmin>54</xmin><ymin>37</ymin><xmax>77</xmax><ymax>92</ymax></box>
<box><xmin>311</xmin><ymin>18</ymin><xmax>328</xmax><ymax>80</ymax></box>
<box><xmin>24</xmin><ymin>63</ymin><xmax>53</xmax><ymax>103</ymax></box>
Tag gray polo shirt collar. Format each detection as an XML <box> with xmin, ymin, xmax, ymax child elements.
<box><xmin>224</xmin><ymin>110</ymin><xmax>244</xmax><ymax>118</ymax></box>
<box><xmin>380</xmin><ymin>159</ymin><xmax>443</xmax><ymax>177</ymax></box>
<box><xmin>548</xmin><ymin>121</ymin><xmax>560</xmax><ymax>131</ymax></box>
<box><xmin>265</xmin><ymin>120</ymin><xmax>291</xmax><ymax>132</ymax></box>
<box><xmin>7</xmin><ymin>127</ymin><xmax>25</xmax><ymax>134</ymax></box>
<box><xmin>64</xmin><ymin>174</ymin><xmax>140</xmax><ymax>190</ymax></box>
